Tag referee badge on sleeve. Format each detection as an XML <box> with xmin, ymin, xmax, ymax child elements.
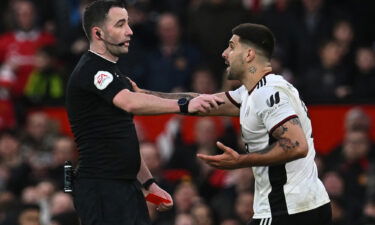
<box><xmin>94</xmin><ymin>71</ymin><xmax>113</xmax><ymax>90</ymax></box>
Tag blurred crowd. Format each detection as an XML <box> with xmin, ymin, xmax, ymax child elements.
<box><xmin>0</xmin><ymin>0</ymin><xmax>374</xmax><ymax>224</ymax></box>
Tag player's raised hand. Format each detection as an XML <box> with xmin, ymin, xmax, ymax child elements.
<box><xmin>197</xmin><ymin>141</ymin><xmax>241</xmax><ymax>169</ymax></box>
<box><xmin>188</xmin><ymin>94</ymin><xmax>225</xmax><ymax>113</ymax></box>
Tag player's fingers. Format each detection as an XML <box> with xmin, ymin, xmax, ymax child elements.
<box><xmin>197</xmin><ymin>153</ymin><xmax>218</xmax><ymax>162</ymax></box>
<box><xmin>216</xmin><ymin>141</ymin><xmax>229</xmax><ymax>151</ymax></box>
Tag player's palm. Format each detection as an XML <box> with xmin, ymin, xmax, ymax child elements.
<box><xmin>197</xmin><ymin>141</ymin><xmax>241</xmax><ymax>170</ymax></box>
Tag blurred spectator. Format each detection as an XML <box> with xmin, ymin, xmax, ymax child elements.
<box><xmin>330</xmin><ymin>198</ymin><xmax>348</xmax><ymax>225</ymax></box>
<box><xmin>299</xmin><ymin>40</ymin><xmax>351</xmax><ymax>103</ymax></box>
<box><xmin>344</xmin><ymin>107</ymin><xmax>371</xmax><ymax>133</ymax></box>
<box><xmin>20</xmin><ymin>111</ymin><xmax>56</xmax><ymax>154</ymax></box>
<box><xmin>190</xmin><ymin>202</ymin><xmax>215</xmax><ymax>225</ymax></box>
<box><xmin>325</xmin><ymin>129</ymin><xmax>372</xmax><ymax>223</ymax></box>
<box><xmin>0</xmin><ymin>0</ymin><xmax>55</xmax><ymax>98</ymax></box>
<box><xmin>23</xmin><ymin>46</ymin><xmax>65</xmax><ymax>107</ymax></box>
<box><xmin>190</xmin><ymin>67</ymin><xmax>218</xmax><ymax>94</ymax></box>
<box><xmin>139</xmin><ymin>13</ymin><xmax>202</xmax><ymax>92</ymax></box>
<box><xmin>17</xmin><ymin>204</ymin><xmax>41</xmax><ymax>225</ymax></box>
<box><xmin>50</xmin><ymin>211</ymin><xmax>80</xmax><ymax>225</ymax></box>
<box><xmin>332</xmin><ymin>20</ymin><xmax>356</xmax><ymax>69</ymax></box>
<box><xmin>187</xmin><ymin>0</ymin><xmax>249</xmax><ymax>85</ymax></box>
<box><xmin>258</xmin><ymin>0</ymin><xmax>297</xmax><ymax>70</ymax></box>
<box><xmin>322</xmin><ymin>171</ymin><xmax>345</xmax><ymax>199</ymax></box>
<box><xmin>292</xmin><ymin>0</ymin><xmax>333</xmax><ymax>73</ymax></box>
<box><xmin>0</xmin><ymin>130</ymin><xmax>33</xmax><ymax>196</ymax></box>
<box><xmin>270</xmin><ymin>48</ymin><xmax>295</xmax><ymax>84</ymax></box>
<box><xmin>173</xmin><ymin>181</ymin><xmax>200</xmax><ymax>214</ymax></box>
<box><xmin>49</xmin><ymin>192</ymin><xmax>74</xmax><ymax>217</ymax></box>
<box><xmin>220</xmin><ymin>217</ymin><xmax>242</xmax><ymax>225</ymax></box>
<box><xmin>174</xmin><ymin>213</ymin><xmax>196</xmax><ymax>225</ymax></box>
<box><xmin>350</xmin><ymin>47</ymin><xmax>375</xmax><ymax>101</ymax></box>
<box><xmin>234</xmin><ymin>191</ymin><xmax>253</xmax><ymax>225</ymax></box>
<box><xmin>47</xmin><ymin>136</ymin><xmax>75</xmax><ymax>189</ymax></box>
<box><xmin>358</xmin><ymin>197</ymin><xmax>375</xmax><ymax>225</ymax></box>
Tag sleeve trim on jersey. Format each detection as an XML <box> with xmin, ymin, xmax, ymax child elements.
<box><xmin>269</xmin><ymin>114</ymin><xmax>298</xmax><ymax>135</ymax></box>
<box><xmin>225</xmin><ymin>91</ymin><xmax>241</xmax><ymax>108</ymax></box>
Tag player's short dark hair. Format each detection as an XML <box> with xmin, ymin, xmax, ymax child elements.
<box><xmin>232</xmin><ymin>23</ymin><xmax>275</xmax><ymax>60</ymax></box>
<box><xmin>82</xmin><ymin>0</ymin><xmax>125</xmax><ymax>41</ymax></box>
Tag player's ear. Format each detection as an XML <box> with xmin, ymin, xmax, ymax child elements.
<box><xmin>245</xmin><ymin>48</ymin><xmax>255</xmax><ymax>63</ymax></box>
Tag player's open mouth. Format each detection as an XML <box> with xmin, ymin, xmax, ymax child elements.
<box><xmin>124</xmin><ymin>41</ymin><xmax>130</xmax><ymax>47</ymax></box>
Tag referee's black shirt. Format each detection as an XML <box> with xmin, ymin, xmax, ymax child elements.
<box><xmin>66</xmin><ymin>51</ymin><xmax>140</xmax><ymax>180</ymax></box>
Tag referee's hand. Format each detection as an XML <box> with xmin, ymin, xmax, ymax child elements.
<box><xmin>148</xmin><ymin>183</ymin><xmax>174</xmax><ymax>211</ymax></box>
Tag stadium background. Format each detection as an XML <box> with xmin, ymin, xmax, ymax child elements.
<box><xmin>0</xmin><ymin>0</ymin><xmax>374</xmax><ymax>224</ymax></box>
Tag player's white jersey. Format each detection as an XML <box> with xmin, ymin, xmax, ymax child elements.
<box><xmin>226</xmin><ymin>74</ymin><xmax>330</xmax><ymax>218</ymax></box>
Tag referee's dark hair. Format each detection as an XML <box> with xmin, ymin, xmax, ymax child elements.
<box><xmin>82</xmin><ymin>0</ymin><xmax>126</xmax><ymax>41</ymax></box>
<box><xmin>232</xmin><ymin>23</ymin><xmax>275</xmax><ymax>60</ymax></box>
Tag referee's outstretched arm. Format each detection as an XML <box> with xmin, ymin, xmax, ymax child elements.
<box><xmin>113</xmin><ymin>88</ymin><xmax>224</xmax><ymax>115</ymax></box>
<box><xmin>127</xmin><ymin>78</ymin><xmax>239</xmax><ymax>117</ymax></box>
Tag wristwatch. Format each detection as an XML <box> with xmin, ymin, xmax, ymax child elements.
<box><xmin>178</xmin><ymin>97</ymin><xmax>190</xmax><ymax>114</ymax></box>
<box><xmin>143</xmin><ymin>178</ymin><xmax>156</xmax><ymax>190</ymax></box>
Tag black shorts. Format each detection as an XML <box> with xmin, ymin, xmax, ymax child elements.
<box><xmin>73</xmin><ymin>178</ymin><xmax>151</xmax><ymax>225</ymax></box>
<box><xmin>249</xmin><ymin>203</ymin><xmax>332</xmax><ymax>225</ymax></box>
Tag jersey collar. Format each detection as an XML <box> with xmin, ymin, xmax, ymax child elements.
<box><xmin>248</xmin><ymin>72</ymin><xmax>273</xmax><ymax>95</ymax></box>
<box><xmin>88</xmin><ymin>50</ymin><xmax>117</xmax><ymax>64</ymax></box>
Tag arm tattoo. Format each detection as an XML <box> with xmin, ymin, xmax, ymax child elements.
<box><xmin>143</xmin><ymin>90</ymin><xmax>199</xmax><ymax>100</ymax></box>
<box><xmin>279</xmin><ymin>139</ymin><xmax>300</xmax><ymax>151</ymax></box>
<box><xmin>250</xmin><ymin>142</ymin><xmax>277</xmax><ymax>155</ymax></box>
<box><xmin>289</xmin><ymin>118</ymin><xmax>302</xmax><ymax>128</ymax></box>
<box><xmin>273</xmin><ymin>125</ymin><xmax>288</xmax><ymax>137</ymax></box>
<box><xmin>273</xmin><ymin>123</ymin><xmax>300</xmax><ymax>152</ymax></box>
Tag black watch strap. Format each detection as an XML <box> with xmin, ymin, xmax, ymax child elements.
<box><xmin>142</xmin><ymin>178</ymin><xmax>156</xmax><ymax>190</ymax></box>
<box><xmin>178</xmin><ymin>98</ymin><xmax>190</xmax><ymax>114</ymax></box>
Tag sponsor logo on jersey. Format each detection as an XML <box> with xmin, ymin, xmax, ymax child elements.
<box><xmin>94</xmin><ymin>71</ymin><xmax>113</xmax><ymax>90</ymax></box>
<box><xmin>266</xmin><ymin>91</ymin><xmax>280</xmax><ymax>107</ymax></box>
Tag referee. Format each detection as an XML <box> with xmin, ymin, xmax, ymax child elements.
<box><xmin>65</xmin><ymin>1</ymin><xmax>223</xmax><ymax>225</ymax></box>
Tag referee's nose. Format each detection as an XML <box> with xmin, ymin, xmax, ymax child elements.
<box><xmin>125</xmin><ymin>24</ymin><xmax>133</xmax><ymax>37</ymax></box>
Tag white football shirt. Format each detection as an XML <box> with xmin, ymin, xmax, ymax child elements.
<box><xmin>226</xmin><ymin>74</ymin><xmax>330</xmax><ymax>218</ymax></box>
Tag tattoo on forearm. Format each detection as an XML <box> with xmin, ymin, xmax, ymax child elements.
<box><xmin>279</xmin><ymin>138</ymin><xmax>300</xmax><ymax>151</ymax></box>
<box><xmin>290</xmin><ymin>118</ymin><xmax>302</xmax><ymax>128</ymax></box>
<box><xmin>251</xmin><ymin>143</ymin><xmax>277</xmax><ymax>155</ymax></box>
<box><xmin>143</xmin><ymin>90</ymin><xmax>199</xmax><ymax>100</ymax></box>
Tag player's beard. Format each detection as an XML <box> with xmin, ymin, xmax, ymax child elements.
<box><xmin>226</xmin><ymin>57</ymin><xmax>245</xmax><ymax>81</ymax></box>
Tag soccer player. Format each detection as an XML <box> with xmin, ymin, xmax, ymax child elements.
<box><xmin>131</xmin><ymin>23</ymin><xmax>332</xmax><ymax>225</ymax></box>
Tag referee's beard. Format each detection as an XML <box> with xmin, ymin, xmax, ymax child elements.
<box><xmin>106</xmin><ymin>43</ymin><xmax>129</xmax><ymax>57</ymax></box>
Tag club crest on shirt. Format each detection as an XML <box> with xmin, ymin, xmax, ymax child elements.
<box><xmin>94</xmin><ymin>71</ymin><xmax>113</xmax><ymax>90</ymax></box>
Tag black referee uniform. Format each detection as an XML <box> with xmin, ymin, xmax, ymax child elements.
<box><xmin>66</xmin><ymin>51</ymin><xmax>150</xmax><ymax>225</ymax></box>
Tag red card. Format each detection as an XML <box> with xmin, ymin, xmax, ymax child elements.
<box><xmin>145</xmin><ymin>193</ymin><xmax>171</xmax><ymax>205</ymax></box>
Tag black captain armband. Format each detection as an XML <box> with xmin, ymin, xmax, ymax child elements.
<box><xmin>143</xmin><ymin>178</ymin><xmax>157</xmax><ymax>190</ymax></box>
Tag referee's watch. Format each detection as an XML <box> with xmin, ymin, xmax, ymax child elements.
<box><xmin>178</xmin><ymin>97</ymin><xmax>190</xmax><ymax>114</ymax></box>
